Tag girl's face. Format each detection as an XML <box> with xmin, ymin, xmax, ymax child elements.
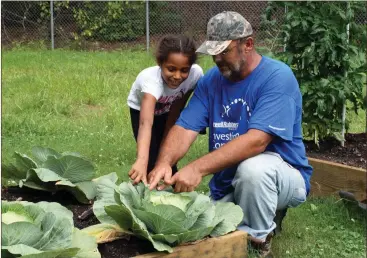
<box><xmin>161</xmin><ymin>53</ymin><xmax>191</xmax><ymax>89</ymax></box>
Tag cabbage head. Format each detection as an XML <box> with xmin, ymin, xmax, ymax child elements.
<box><xmin>1</xmin><ymin>200</ymin><xmax>100</xmax><ymax>258</ymax></box>
<box><xmin>84</xmin><ymin>178</ymin><xmax>244</xmax><ymax>253</ymax></box>
<box><xmin>1</xmin><ymin>146</ymin><xmax>114</xmax><ymax>204</ymax></box>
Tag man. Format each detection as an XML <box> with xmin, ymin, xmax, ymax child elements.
<box><xmin>148</xmin><ymin>11</ymin><xmax>313</xmax><ymax>257</ymax></box>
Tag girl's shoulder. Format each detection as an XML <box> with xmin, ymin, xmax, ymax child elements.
<box><xmin>134</xmin><ymin>66</ymin><xmax>163</xmax><ymax>91</ymax></box>
<box><xmin>187</xmin><ymin>64</ymin><xmax>204</xmax><ymax>84</ymax></box>
<box><xmin>190</xmin><ymin>64</ymin><xmax>204</xmax><ymax>76</ymax></box>
<box><xmin>136</xmin><ymin>66</ymin><xmax>161</xmax><ymax>81</ymax></box>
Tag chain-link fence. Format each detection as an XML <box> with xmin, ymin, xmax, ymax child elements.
<box><xmin>1</xmin><ymin>1</ymin><xmax>285</xmax><ymax>51</ymax></box>
<box><xmin>1</xmin><ymin>1</ymin><xmax>366</xmax><ymax>51</ymax></box>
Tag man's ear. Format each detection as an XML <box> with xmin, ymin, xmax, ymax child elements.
<box><xmin>244</xmin><ymin>37</ymin><xmax>254</xmax><ymax>53</ymax></box>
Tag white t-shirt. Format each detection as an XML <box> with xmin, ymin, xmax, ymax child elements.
<box><xmin>127</xmin><ymin>64</ymin><xmax>203</xmax><ymax>115</ymax></box>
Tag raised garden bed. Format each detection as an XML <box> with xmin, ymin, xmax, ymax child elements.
<box><xmin>304</xmin><ymin>133</ymin><xmax>366</xmax><ymax>202</ymax></box>
<box><xmin>134</xmin><ymin>230</ymin><xmax>247</xmax><ymax>258</ymax></box>
<box><xmin>305</xmin><ymin>133</ymin><xmax>366</xmax><ymax>169</ymax></box>
<box><xmin>308</xmin><ymin>157</ymin><xmax>366</xmax><ymax>201</ymax></box>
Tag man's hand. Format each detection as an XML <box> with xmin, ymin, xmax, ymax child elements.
<box><xmin>165</xmin><ymin>164</ymin><xmax>202</xmax><ymax>192</ymax></box>
<box><xmin>148</xmin><ymin>163</ymin><xmax>172</xmax><ymax>190</ymax></box>
<box><xmin>128</xmin><ymin>160</ymin><xmax>148</xmax><ymax>185</ymax></box>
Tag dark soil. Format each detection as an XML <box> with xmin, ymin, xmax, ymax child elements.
<box><xmin>1</xmin><ymin>187</ymin><xmax>155</xmax><ymax>257</ymax></box>
<box><xmin>98</xmin><ymin>238</ymin><xmax>155</xmax><ymax>258</ymax></box>
<box><xmin>304</xmin><ymin>133</ymin><xmax>366</xmax><ymax>169</ymax></box>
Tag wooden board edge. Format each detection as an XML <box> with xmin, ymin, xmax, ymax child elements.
<box><xmin>308</xmin><ymin>157</ymin><xmax>366</xmax><ymax>172</ymax></box>
<box><xmin>308</xmin><ymin>157</ymin><xmax>367</xmax><ymax>201</ymax></box>
<box><xmin>134</xmin><ymin>230</ymin><xmax>247</xmax><ymax>258</ymax></box>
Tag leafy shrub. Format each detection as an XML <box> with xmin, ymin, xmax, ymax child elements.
<box><xmin>72</xmin><ymin>1</ymin><xmax>145</xmax><ymax>42</ymax></box>
<box><xmin>263</xmin><ymin>1</ymin><xmax>366</xmax><ymax>143</ymax></box>
<box><xmin>149</xmin><ymin>2</ymin><xmax>183</xmax><ymax>34</ymax></box>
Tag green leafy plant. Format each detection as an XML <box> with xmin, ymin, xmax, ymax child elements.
<box><xmin>72</xmin><ymin>1</ymin><xmax>145</xmax><ymax>42</ymax></box>
<box><xmin>82</xmin><ymin>177</ymin><xmax>244</xmax><ymax>253</ymax></box>
<box><xmin>262</xmin><ymin>1</ymin><xmax>366</xmax><ymax>143</ymax></box>
<box><xmin>1</xmin><ymin>200</ymin><xmax>100</xmax><ymax>258</ymax></box>
<box><xmin>1</xmin><ymin>146</ymin><xmax>113</xmax><ymax>204</ymax></box>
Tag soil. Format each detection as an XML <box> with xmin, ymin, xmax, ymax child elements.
<box><xmin>304</xmin><ymin>133</ymin><xmax>366</xmax><ymax>169</ymax></box>
<box><xmin>1</xmin><ymin>133</ymin><xmax>365</xmax><ymax>257</ymax></box>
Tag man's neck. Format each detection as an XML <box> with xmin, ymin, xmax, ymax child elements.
<box><xmin>231</xmin><ymin>51</ymin><xmax>262</xmax><ymax>82</ymax></box>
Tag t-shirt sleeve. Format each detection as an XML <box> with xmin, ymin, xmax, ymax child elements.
<box><xmin>189</xmin><ymin>64</ymin><xmax>204</xmax><ymax>91</ymax></box>
<box><xmin>249</xmin><ymin>92</ymin><xmax>296</xmax><ymax>141</ymax></box>
<box><xmin>140</xmin><ymin>77</ymin><xmax>163</xmax><ymax>100</ymax></box>
<box><xmin>175</xmin><ymin>77</ymin><xmax>209</xmax><ymax>132</ymax></box>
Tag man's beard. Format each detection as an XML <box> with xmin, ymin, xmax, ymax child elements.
<box><xmin>218</xmin><ymin>58</ymin><xmax>246</xmax><ymax>81</ymax></box>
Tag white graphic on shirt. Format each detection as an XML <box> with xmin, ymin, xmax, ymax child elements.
<box><xmin>222</xmin><ymin>105</ymin><xmax>231</xmax><ymax>117</ymax></box>
<box><xmin>220</xmin><ymin>98</ymin><xmax>251</xmax><ymax>122</ymax></box>
<box><xmin>269</xmin><ymin>125</ymin><xmax>286</xmax><ymax>131</ymax></box>
<box><xmin>213</xmin><ymin>97</ymin><xmax>252</xmax><ymax>149</ymax></box>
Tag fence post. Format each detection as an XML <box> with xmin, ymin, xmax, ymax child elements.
<box><xmin>146</xmin><ymin>0</ymin><xmax>150</xmax><ymax>52</ymax></box>
<box><xmin>283</xmin><ymin>5</ymin><xmax>287</xmax><ymax>52</ymax></box>
<box><xmin>50</xmin><ymin>0</ymin><xmax>54</xmax><ymax>50</ymax></box>
<box><xmin>341</xmin><ymin>2</ymin><xmax>350</xmax><ymax>147</ymax></box>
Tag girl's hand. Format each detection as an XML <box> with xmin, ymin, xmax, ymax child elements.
<box><xmin>148</xmin><ymin>162</ymin><xmax>172</xmax><ymax>190</ymax></box>
<box><xmin>129</xmin><ymin>161</ymin><xmax>148</xmax><ymax>185</ymax></box>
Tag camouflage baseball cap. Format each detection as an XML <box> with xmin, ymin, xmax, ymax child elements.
<box><xmin>196</xmin><ymin>11</ymin><xmax>253</xmax><ymax>55</ymax></box>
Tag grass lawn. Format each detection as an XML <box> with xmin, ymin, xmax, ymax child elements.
<box><xmin>1</xmin><ymin>48</ymin><xmax>366</xmax><ymax>257</ymax></box>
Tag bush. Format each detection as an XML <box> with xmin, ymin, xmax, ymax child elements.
<box><xmin>263</xmin><ymin>1</ymin><xmax>366</xmax><ymax>143</ymax></box>
<box><xmin>73</xmin><ymin>1</ymin><xmax>145</xmax><ymax>42</ymax></box>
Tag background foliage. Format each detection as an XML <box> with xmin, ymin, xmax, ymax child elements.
<box><xmin>263</xmin><ymin>1</ymin><xmax>366</xmax><ymax>143</ymax></box>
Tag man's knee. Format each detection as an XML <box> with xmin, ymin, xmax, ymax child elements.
<box><xmin>233</xmin><ymin>153</ymin><xmax>279</xmax><ymax>188</ymax></box>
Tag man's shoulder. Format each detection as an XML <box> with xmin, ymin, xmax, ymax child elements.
<box><xmin>195</xmin><ymin>66</ymin><xmax>221</xmax><ymax>91</ymax></box>
<box><xmin>257</xmin><ymin>56</ymin><xmax>300</xmax><ymax>96</ymax></box>
<box><xmin>262</xmin><ymin>56</ymin><xmax>292</xmax><ymax>73</ymax></box>
<box><xmin>202</xmin><ymin>66</ymin><xmax>221</xmax><ymax>81</ymax></box>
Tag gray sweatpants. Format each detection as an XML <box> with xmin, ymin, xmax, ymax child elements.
<box><xmin>214</xmin><ymin>151</ymin><xmax>307</xmax><ymax>241</ymax></box>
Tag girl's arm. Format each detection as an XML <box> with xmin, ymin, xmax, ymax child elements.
<box><xmin>162</xmin><ymin>89</ymin><xmax>193</xmax><ymax>140</ymax></box>
<box><xmin>129</xmin><ymin>93</ymin><xmax>157</xmax><ymax>184</ymax></box>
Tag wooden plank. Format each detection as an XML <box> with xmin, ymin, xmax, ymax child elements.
<box><xmin>134</xmin><ymin>230</ymin><xmax>247</xmax><ymax>258</ymax></box>
<box><xmin>309</xmin><ymin>157</ymin><xmax>367</xmax><ymax>201</ymax></box>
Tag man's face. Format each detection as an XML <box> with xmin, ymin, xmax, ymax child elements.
<box><xmin>212</xmin><ymin>40</ymin><xmax>247</xmax><ymax>81</ymax></box>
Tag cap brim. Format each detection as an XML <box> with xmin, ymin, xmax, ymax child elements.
<box><xmin>196</xmin><ymin>40</ymin><xmax>232</xmax><ymax>55</ymax></box>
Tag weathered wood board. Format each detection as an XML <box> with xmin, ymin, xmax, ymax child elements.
<box><xmin>309</xmin><ymin>157</ymin><xmax>367</xmax><ymax>201</ymax></box>
<box><xmin>134</xmin><ymin>230</ymin><xmax>247</xmax><ymax>258</ymax></box>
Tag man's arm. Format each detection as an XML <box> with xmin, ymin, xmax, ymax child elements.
<box><xmin>166</xmin><ymin>129</ymin><xmax>273</xmax><ymax>192</ymax></box>
<box><xmin>148</xmin><ymin>125</ymin><xmax>198</xmax><ymax>189</ymax></box>
<box><xmin>192</xmin><ymin>129</ymin><xmax>273</xmax><ymax>176</ymax></box>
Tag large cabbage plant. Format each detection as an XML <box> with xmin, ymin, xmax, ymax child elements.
<box><xmin>83</xmin><ymin>176</ymin><xmax>244</xmax><ymax>253</ymax></box>
<box><xmin>1</xmin><ymin>200</ymin><xmax>100</xmax><ymax>258</ymax></box>
<box><xmin>2</xmin><ymin>146</ymin><xmax>110</xmax><ymax>204</ymax></box>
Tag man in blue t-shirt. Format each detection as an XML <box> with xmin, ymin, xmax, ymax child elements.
<box><xmin>148</xmin><ymin>11</ymin><xmax>313</xmax><ymax>256</ymax></box>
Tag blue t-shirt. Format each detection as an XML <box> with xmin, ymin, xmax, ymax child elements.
<box><xmin>176</xmin><ymin>56</ymin><xmax>313</xmax><ymax>200</ymax></box>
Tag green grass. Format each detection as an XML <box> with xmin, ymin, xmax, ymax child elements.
<box><xmin>2</xmin><ymin>49</ymin><xmax>366</xmax><ymax>257</ymax></box>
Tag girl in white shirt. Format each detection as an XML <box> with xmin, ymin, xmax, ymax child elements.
<box><xmin>127</xmin><ymin>35</ymin><xmax>203</xmax><ymax>185</ymax></box>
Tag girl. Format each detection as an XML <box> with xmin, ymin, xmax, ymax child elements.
<box><xmin>127</xmin><ymin>35</ymin><xmax>203</xmax><ymax>185</ymax></box>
